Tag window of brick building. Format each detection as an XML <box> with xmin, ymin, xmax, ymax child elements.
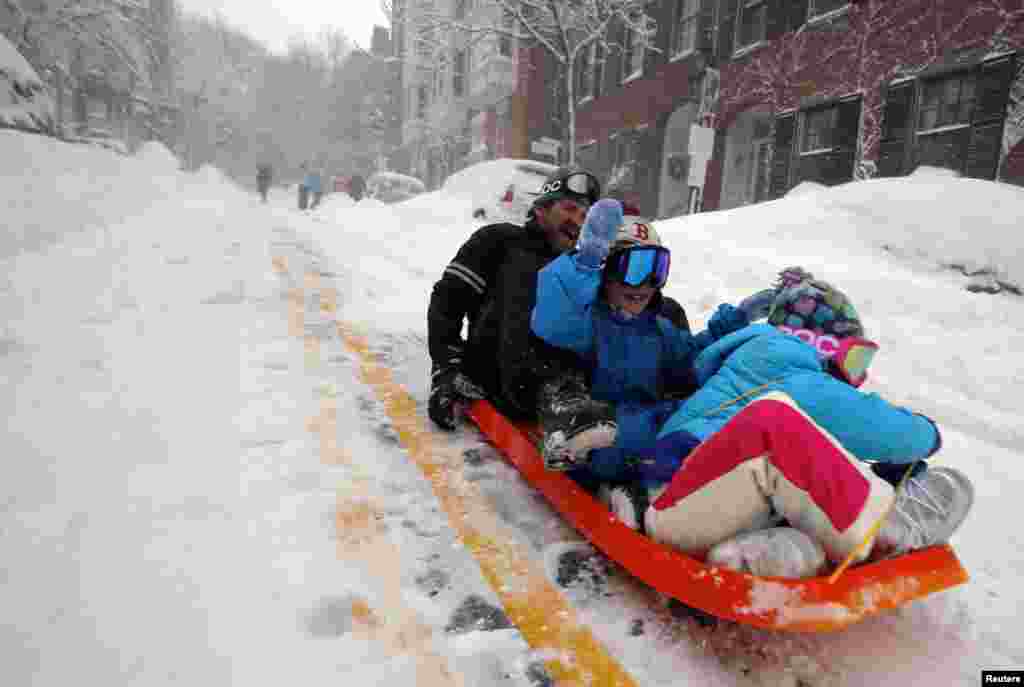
<box><xmin>918</xmin><ymin>73</ymin><xmax>976</xmax><ymax>132</ymax></box>
<box><xmin>736</xmin><ymin>0</ymin><xmax>767</xmax><ymax>50</ymax></box>
<box><xmin>877</xmin><ymin>57</ymin><xmax>1013</xmax><ymax>180</ymax></box>
<box><xmin>802</xmin><ymin>105</ymin><xmax>840</xmax><ymax>153</ymax></box>
<box><xmin>770</xmin><ymin>98</ymin><xmax>861</xmax><ymax>196</ymax></box>
<box><xmin>672</xmin><ymin>0</ymin><xmax>700</xmax><ymax>58</ymax></box>
<box><xmin>914</xmin><ymin>71</ymin><xmax>976</xmax><ymax>173</ymax></box>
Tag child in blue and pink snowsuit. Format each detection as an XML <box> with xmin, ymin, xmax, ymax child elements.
<box><xmin>629</xmin><ymin>268</ymin><xmax>974</xmax><ymax>577</ymax></box>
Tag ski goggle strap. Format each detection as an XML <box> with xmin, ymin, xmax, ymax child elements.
<box><xmin>830</xmin><ymin>337</ymin><xmax>879</xmax><ymax>387</ymax></box>
<box><xmin>607</xmin><ymin>246</ymin><xmax>671</xmax><ymax>289</ymax></box>
<box><xmin>539</xmin><ymin>172</ymin><xmax>601</xmax><ymax>205</ymax></box>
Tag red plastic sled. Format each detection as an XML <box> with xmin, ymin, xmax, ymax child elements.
<box><xmin>467</xmin><ymin>399</ymin><xmax>969</xmax><ymax>633</ymax></box>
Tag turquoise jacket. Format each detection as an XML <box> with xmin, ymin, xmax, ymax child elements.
<box><xmin>656</xmin><ymin>324</ymin><xmax>941</xmax><ymax>464</ymax></box>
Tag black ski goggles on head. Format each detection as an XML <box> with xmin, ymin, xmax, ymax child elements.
<box><xmin>539</xmin><ymin>172</ymin><xmax>601</xmax><ymax>206</ymax></box>
<box><xmin>605</xmin><ymin>245</ymin><xmax>671</xmax><ymax>289</ymax></box>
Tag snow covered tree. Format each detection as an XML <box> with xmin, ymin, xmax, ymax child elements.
<box><xmin>385</xmin><ymin>0</ymin><xmax>657</xmax><ymax>166</ymax></box>
<box><xmin>0</xmin><ymin>32</ymin><xmax>54</xmax><ymax>132</ymax></box>
<box><xmin>1</xmin><ymin>0</ymin><xmax>169</xmax><ymax>91</ymax></box>
<box><xmin>1</xmin><ymin>0</ymin><xmax>176</xmax><ymax>136</ymax></box>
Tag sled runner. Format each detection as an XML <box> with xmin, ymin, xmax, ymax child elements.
<box><xmin>467</xmin><ymin>399</ymin><xmax>969</xmax><ymax>633</ymax></box>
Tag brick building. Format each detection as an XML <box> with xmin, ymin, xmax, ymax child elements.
<box><xmin>712</xmin><ymin>0</ymin><xmax>1024</xmax><ymax>211</ymax></box>
<box><xmin>392</xmin><ymin>1</ymin><xmax>1023</xmax><ymax>215</ymax></box>
<box><xmin>542</xmin><ymin>0</ymin><xmax>1024</xmax><ymax>215</ymax></box>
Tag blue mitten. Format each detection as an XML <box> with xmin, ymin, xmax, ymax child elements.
<box><xmin>639</xmin><ymin>429</ymin><xmax>701</xmax><ymax>485</ymax></box>
<box><xmin>737</xmin><ymin>288</ymin><xmax>777</xmax><ymax>322</ymax></box>
<box><xmin>576</xmin><ymin>199</ymin><xmax>623</xmax><ymax>269</ymax></box>
<box><xmin>707</xmin><ymin>303</ymin><xmax>749</xmax><ymax>340</ymax></box>
<box><xmin>588</xmin><ymin>446</ymin><xmax>633</xmax><ymax>482</ymax></box>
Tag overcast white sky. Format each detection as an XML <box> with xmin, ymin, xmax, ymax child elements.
<box><xmin>176</xmin><ymin>0</ymin><xmax>389</xmax><ymax>54</ymax></box>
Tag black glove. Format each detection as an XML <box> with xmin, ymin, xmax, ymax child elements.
<box><xmin>707</xmin><ymin>303</ymin><xmax>749</xmax><ymax>340</ymax></box>
<box><xmin>428</xmin><ymin>364</ymin><xmax>486</xmax><ymax>430</ymax></box>
<box><xmin>871</xmin><ymin>460</ymin><xmax>927</xmax><ymax>487</ymax></box>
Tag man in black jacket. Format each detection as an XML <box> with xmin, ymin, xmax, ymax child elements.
<box><xmin>427</xmin><ymin>167</ymin><xmax>601</xmax><ymax>429</ymax></box>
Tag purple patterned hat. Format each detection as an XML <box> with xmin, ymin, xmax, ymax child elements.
<box><xmin>767</xmin><ymin>267</ymin><xmax>865</xmax><ymax>343</ymax></box>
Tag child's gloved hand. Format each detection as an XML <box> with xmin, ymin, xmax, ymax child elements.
<box><xmin>708</xmin><ymin>303</ymin><xmax>749</xmax><ymax>339</ymax></box>
<box><xmin>737</xmin><ymin>288</ymin><xmax>777</xmax><ymax>322</ymax></box>
<box><xmin>871</xmin><ymin>460</ymin><xmax>927</xmax><ymax>487</ymax></box>
<box><xmin>576</xmin><ymin>199</ymin><xmax>623</xmax><ymax>269</ymax></box>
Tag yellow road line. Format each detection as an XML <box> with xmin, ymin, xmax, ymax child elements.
<box><xmin>332</xmin><ymin>313</ymin><xmax>639</xmax><ymax>687</ymax></box>
<box><xmin>279</xmin><ymin>257</ymin><xmax>638</xmax><ymax>686</ymax></box>
<box><xmin>280</xmin><ymin>259</ymin><xmax>464</xmax><ymax>687</ymax></box>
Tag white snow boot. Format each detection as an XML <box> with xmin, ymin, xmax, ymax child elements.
<box><xmin>606</xmin><ymin>483</ymin><xmax>651</xmax><ymax>533</ymax></box>
<box><xmin>874</xmin><ymin>466</ymin><xmax>974</xmax><ymax>556</ymax></box>
<box><xmin>706</xmin><ymin>527</ymin><xmax>828</xmax><ymax>579</ymax></box>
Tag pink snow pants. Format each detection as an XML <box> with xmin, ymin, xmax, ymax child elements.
<box><xmin>646</xmin><ymin>392</ymin><xmax>896</xmax><ymax>565</ymax></box>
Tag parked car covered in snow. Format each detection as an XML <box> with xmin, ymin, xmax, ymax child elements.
<box><xmin>442</xmin><ymin>158</ymin><xmax>559</xmax><ymax>222</ymax></box>
<box><xmin>365</xmin><ymin>171</ymin><xmax>426</xmax><ymax>203</ymax></box>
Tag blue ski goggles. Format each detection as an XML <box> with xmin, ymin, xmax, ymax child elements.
<box><xmin>605</xmin><ymin>246</ymin><xmax>671</xmax><ymax>289</ymax></box>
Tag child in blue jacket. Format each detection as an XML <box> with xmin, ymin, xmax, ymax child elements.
<box><xmin>530</xmin><ymin>199</ymin><xmax>749</xmax><ymax>487</ymax></box>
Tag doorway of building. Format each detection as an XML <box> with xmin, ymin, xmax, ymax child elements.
<box><xmin>750</xmin><ymin>137</ymin><xmax>772</xmax><ymax>203</ymax></box>
<box><xmin>658</xmin><ymin>103</ymin><xmax>698</xmax><ymax>218</ymax></box>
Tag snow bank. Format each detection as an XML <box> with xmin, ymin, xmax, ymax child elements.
<box><xmin>134</xmin><ymin>140</ymin><xmax>181</xmax><ymax>174</ymax></box>
<box><xmin>442</xmin><ymin>158</ymin><xmax>554</xmax><ymax>196</ymax></box>
<box><xmin>786</xmin><ymin>180</ymin><xmax>828</xmax><ymax>197</ymax></box>
<box><xmin>910</xmin><ymin>165</ymin><xmax>961</xmax><ymax>178</ymax></box>
<box><xmin>0</xmin><ymin>129</ymin><xmax>251</xmax><ymax>257</ymax></box>
<box><xmin>686</xmin><ymin>172</ymin><xmax>1024</xmax><ymax>292</ymax></box>
<box><xmin>820</xmin><ymin>174</ymin><xmax>1024</xmax><ymax>288</ymax></box>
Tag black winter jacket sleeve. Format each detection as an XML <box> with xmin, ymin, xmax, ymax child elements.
<box><xmin>427</xmin><ymin>223</ymin><xmax>519</xmax><ymax>370</ymax></box>
<box><xmin>493</xmin><ymin>246</ymin><xmax>558</xmax><ymax>416</ymax></box>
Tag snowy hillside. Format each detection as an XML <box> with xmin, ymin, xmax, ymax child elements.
<box><xmin>1</xmin><ymin>128</ymin><xmax>1021</xmax><ymax>685</ymax></box>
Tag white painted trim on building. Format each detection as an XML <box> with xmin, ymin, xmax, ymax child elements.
<box><xmin>806</xmin><ymin>3</ymin><xmax>851</xmax><ymax>27</ymax></box>
<box><xmin>732</xmin><ymin>40</ymin><xmax>770</xmax><ymax>60</ymax></box>
<box><xmin>622</xmin><ymin>69</ymin><xmax>644</xmax><ymax>85</ymax></box>
<box><xmin>916</xmin><ymin>122</ymin><xmax>971</xmax><ymax>137</ymax></box>
<box><xmin>800</xmin><ymin>146</ymin><xmax>837</xmax><ymax>156</ymax></box>
<box><xmin>670</xmin><ymin>48</ymin><xmax>697</xmax><ymax>64</ymax></box>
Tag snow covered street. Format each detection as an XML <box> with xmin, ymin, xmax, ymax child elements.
<box><xmin>2</xmin><ymin>130</ymin><xmax>1023</xmax><ymax>685</ymax></box>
